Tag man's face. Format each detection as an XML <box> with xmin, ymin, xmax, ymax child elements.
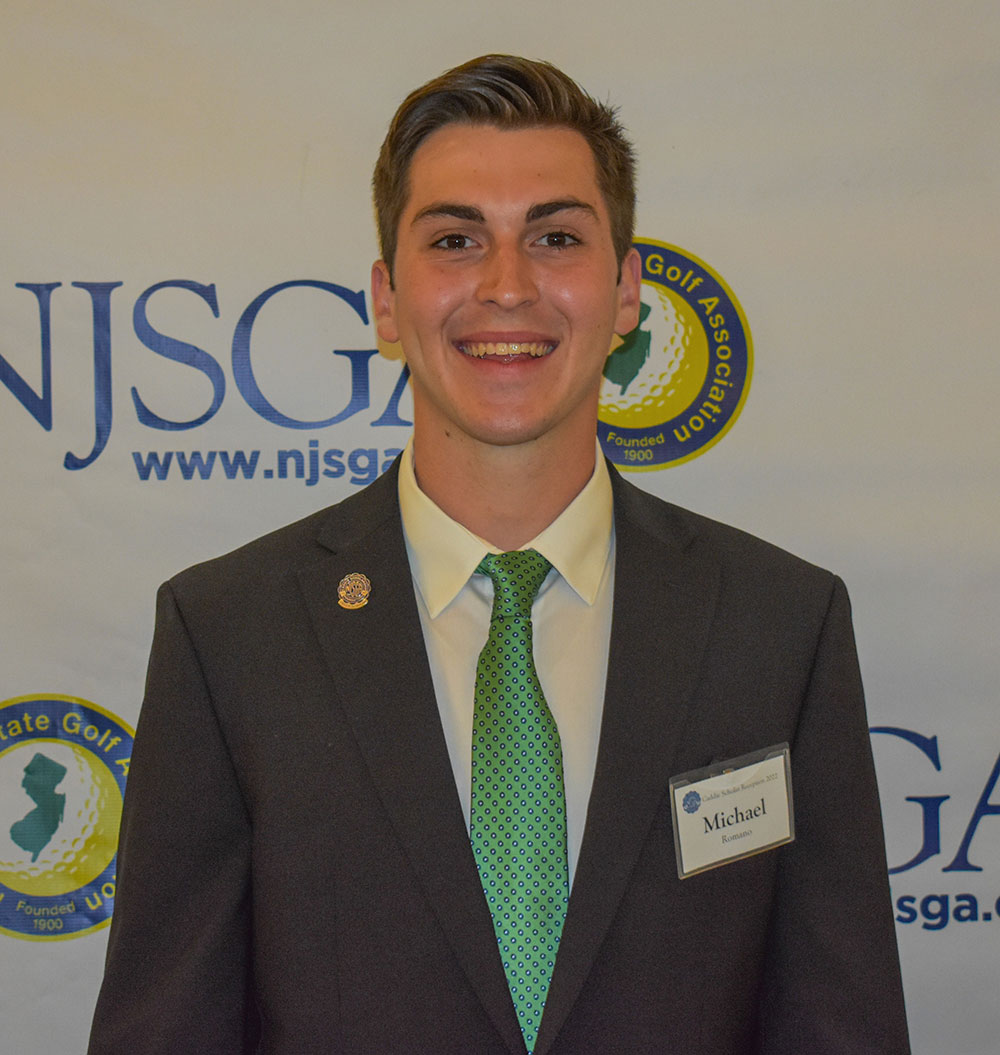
<box><xmin>372</xmin><ymin>123</ymin><xmax>641</xmax><ymax>455</ymax></box>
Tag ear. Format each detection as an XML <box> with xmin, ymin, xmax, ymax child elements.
<box><xmin>371</xmin><ymin>260</ymin><xmax>399</xmax><ymax>343</ymax></box>
<box><xmin>613</xmin><ymin>247</ymin><xmax>642</xmax><ymax>336</ymax></box>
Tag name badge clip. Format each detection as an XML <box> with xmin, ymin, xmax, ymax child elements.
<box><xmin>669</xmin><ymin>742</ymin><xmax>794</xmax><ymax>879</ymax></box>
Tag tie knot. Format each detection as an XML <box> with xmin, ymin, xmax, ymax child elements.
<box><xmin>477</xmin><ymin>549</ymin><xmax>552</xmax><ymax>620</ymax></box>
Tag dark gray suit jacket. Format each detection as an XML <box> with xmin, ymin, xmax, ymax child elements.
<box><xmin>89</xmin><ymin>462</ymin><xmax>909</xmax><ymax>1054</ymax></box>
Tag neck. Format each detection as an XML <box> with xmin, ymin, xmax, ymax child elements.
<box><xmin>411</xmin><ymin>424</ymin><xmax>597</xmax><ymax>551</ymax></box>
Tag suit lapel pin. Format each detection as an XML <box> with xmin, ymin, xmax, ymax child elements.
<box><xmin>338</xmin><ymin>572</ymin><xmax>372</xmax><ymax>610</ymax></box>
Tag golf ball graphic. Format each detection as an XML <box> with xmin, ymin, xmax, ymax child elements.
<box><xmin>599</xmin><ymin>286</ymin><xmax>709</xmax><ymax>430</ymax></box>
<box><xmin>0</xmin><ymin>740</ymin><xmax>121</xmax><ymax>897</ymax></box>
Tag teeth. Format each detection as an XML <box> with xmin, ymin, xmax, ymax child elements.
<box><xmin>460</xmin><ymin>341</ymin><xmax>553</xmax><ymax>358</ymax></box>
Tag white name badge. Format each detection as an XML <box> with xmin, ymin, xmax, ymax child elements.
<box><xmin>669</xmin><ymin>744</ymin><xmax>794</xmax><ymax>879</ymax></box>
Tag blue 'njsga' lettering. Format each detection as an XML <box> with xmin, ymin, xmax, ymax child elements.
<box><xmin>2</xmin><ymin>279</ymin><xmax>415</xmax><ymax>470</ymax></box>
<box><xmin>871</xmin><ymin>727</ymin><xmax>1000</xmax><ymax>873</ymax></box>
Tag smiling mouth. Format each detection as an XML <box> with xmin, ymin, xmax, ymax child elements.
<box><xmin>457</xmin><ymin>341</ymin><xmax>555</xmax><ymax>359</ymax></box>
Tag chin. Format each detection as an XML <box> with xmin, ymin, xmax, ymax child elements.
<box><xmin>468</xmin><ymin>426</ymin><xmax>544</xmax><ymax>448</ymax></box>
<box><xmin>465</xmin><ymin>412</ymin><xmax>572</xmax><ymax>449</ymax></box>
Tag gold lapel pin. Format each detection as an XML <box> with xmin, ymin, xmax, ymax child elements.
<box><xmin>338</xmin><ymin>572</ymin><xmax>372</xmax><ymax>610</ymax></box>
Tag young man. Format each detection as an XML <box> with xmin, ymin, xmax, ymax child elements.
<box><xmin>89</xmin><ymin>56</ymin><xmax>909</xmax><ymax>1054</ymax></box>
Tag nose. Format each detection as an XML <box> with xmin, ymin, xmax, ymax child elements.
<box><xmin>476</xmin><ymin>242</ymin><xmax>538</xmax><ymax>309</ymax></box>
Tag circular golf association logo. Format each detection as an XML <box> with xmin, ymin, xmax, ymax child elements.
<box><xmin>599</xmin><ymin>239</ymin><xmax>752</xmax><ymax>470</ymax></box>
<box><xmin>0</xmin><ymin>695</ymin><xmax>133</xmax><ymax>940</ymax></box>
<box><xmin>682</xmin><ymin>790</ymin><xmax>702</xmax><ymax>815</ymax></box>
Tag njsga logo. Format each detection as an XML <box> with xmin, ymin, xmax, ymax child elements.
<box><xmin>682</xmin><ymin>790</ymin><xmax>702</xmax><ymax>815</ymax></box>
<box><xmin>599</xmin><ymin>239</ymin><xmax>752</xmax><ymax>470</ymax></box>
<box><xmin>0</xmin><ymin>695</ymin><xmax>133</xmax><ymax>940</ymax></box>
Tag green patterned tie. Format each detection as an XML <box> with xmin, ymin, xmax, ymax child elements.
<box><xmin>471</xmin><ymin>550</ymin><xmax>568</xmax><ymax>1054</ymax></box>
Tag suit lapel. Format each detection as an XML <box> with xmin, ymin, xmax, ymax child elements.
<box><xmin>535</xmin><ymin>472</ymin><xmax>721</xmax><ymax>1055</ymax></box>
<box><xmin>295</xmin><ymin>467</ymin><xmax>526</xmax><ymax>1054</ymax></box>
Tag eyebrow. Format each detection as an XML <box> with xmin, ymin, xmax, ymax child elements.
<box><xmin>411</xmin><ymin>202</ymin><xmax>484</xmax><ymax>226</ymax></box>
<box><xmin>410</xmin><ymin>198</ymin><xmax>598</xmax><ymax>227</ymax></box>
<box><xmin>526</xmin><ymin>199</ymin><xmax>598</xmax><ymax>223</ymax></box>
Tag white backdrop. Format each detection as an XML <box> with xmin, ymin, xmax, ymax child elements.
<box><xmin>2</xmin><ymin>2</ymin><xmax>998</xmax><ymax>1051</ymax></box>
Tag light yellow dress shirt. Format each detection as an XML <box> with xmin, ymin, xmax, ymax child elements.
<box><xmin>398</xmin><ymin>439</ymin><xmax>615</xmax><ymax>886</ymax></box>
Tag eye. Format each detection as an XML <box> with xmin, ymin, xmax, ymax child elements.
<box><xmin>535</xmin><ymin>230</ymin><xmax>580</xmax><ymax>249</ymax></box>
<box><xmin>431</xmin><ymin>233</ymin><xmax>476</xmax><ymax>250</ymax></box>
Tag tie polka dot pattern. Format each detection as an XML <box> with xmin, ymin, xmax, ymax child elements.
<box><xmin>470</xmin><ymin>550</ymin><xmax>568</xmax><ymax>1054</ymax></box>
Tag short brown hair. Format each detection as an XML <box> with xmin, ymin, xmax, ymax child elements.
<box><xmin>373</xmin><ymin>54</ymin><xmax>636</xmax><ymax>279</ymax></box>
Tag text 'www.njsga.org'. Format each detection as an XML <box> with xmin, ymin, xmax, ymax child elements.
<box><xmin>132</xmin><ymin>442</ymin><xmax>403</xmax><ymax>487</ymax></box>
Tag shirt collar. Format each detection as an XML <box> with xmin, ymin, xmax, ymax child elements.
<box><xmin>397</xmin><ymin>438</ymin><xmax>613</xmax><ymax>618</ymax></box>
